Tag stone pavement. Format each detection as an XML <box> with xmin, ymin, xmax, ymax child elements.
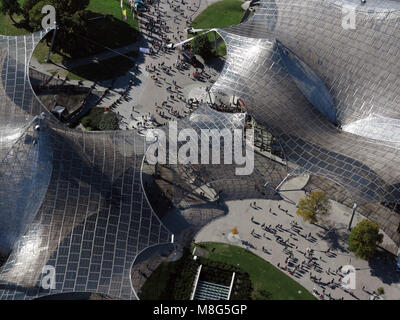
<box><xmin>30</xmin><ymin>42</ymin><xmax>140</xmax><ymax>72</ymax></box>
<box><xmin>194</xmin><ymin>175</ymin><xmax>400</xmax><ymax>300</ymax></box>
<box><xmin>106</xmin><ymin>0</ymin><xmax>228</xmax><ymax>130</ymax></box>
<box><xmin>30</xmin><ymin>0</ymin><xmax>231</xmax><ymax>130</ymax></box>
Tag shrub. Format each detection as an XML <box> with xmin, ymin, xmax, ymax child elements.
<box><xmin>348</xmin><ymin>220</ymin><xmax>383</xmax><ymax>260</ymax></box>
<box><xmin>99</xmin><ymin>112</ymin><xmax>118</xmax><ymax>130</ymax></box>
<box><xmin>140</xmin><ymin>247</ymin><xmax>252</xmax><ymax>300</ymax></box>
<box><xmin>296</xmin><ymin>191</ymin><xmax>330</xmax><ymax>223</ymax></box>
<box><xmin>80</xmin><ymin>107</ymin><xmax>118</xmax><ymax>131</ymax></box>
<box><xmin>192</xmin><ymin>34</ymin><xmax>213</xmax><ymax>59</ymax></box>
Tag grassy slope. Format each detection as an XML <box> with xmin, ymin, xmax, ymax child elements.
<box><xmin>0</xmin><ymin>0</ymin><xmax>26</xmax><ymax>36</ymax></box>
<box><xmin>139</xmin><ymin>261</ymin><xmax>176</xmax><ymax>300</ymax></box>
<box><xmin>140</xmin><ymin>241</ymin><xmax>316</xmax><ymax>300</ymax></box>
<box><xmin>0</xmin><ymin>0</ymin><xmax>138</xmax><ymax>35</ymax></box>
<box><xmin>190</xmin><ymin>0</ymin><xmax>244</xmax><ymax>56</ymax></box>
<box><xmin>33</xmin><ymin>41</ymin><xmax>64</xmax><ymax>64</ymax></box>
<box><xmin>25</xmin><ymin>1</ymin><xmax>139</xmax><ymax>81</ymax></box>
<box><xmin>191</xmin><ymin>0</ymin><xmax>244</xmax><ymax>29</ymax></box>
<box><xmin>197</xmin><ymin>242</ymin><xmax>316</xmax><ymax>300</ymax></box>
<box><xmin>67</xmin><ymin>51</ymin><xmax>137</xmax><ymax>81</ymax></box>
<box><xmin>64</xmin><ymin>1</ymin><xmax>139</xmax><ymax>80</ymax></box>
<box><xmin>0</xmin><ymin>1</ymin><xmax>139</xmax><ymax>64</ymax></box>
<box><xmin>88</xmin><ymin>0</ymin><xmax>139</xmax><ymax>31</ymax></box>
<box><xmin>0</xmin><ymin>14</ymin><xmax>26</xmax><ymax>36</ymax></box>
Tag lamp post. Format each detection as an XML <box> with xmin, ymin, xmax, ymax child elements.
<box><xmin>46</xmin><ymin>24</ymin><xmax>57</xmax><ymax>63</ymax></box>
<box><xmin>214</xmin><ymin>31</ymin><xmax>218</xmax><ymax>56</ymax></box>
<box><xmin>275</xmin><ymin>173</ymin><xmax>291</xmax><ymax>191</ymax></box>
<box><xmin>348</xmin><ymin>203</ymin><xmax>358</xmax><ymax>230</ymax></box>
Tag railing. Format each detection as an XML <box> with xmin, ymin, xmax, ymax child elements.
<box><xmin>190</xmin><ymin>264</ymin><xmax>202</xmax><ymax>300</ymax></box>
<box><xmin>227</xmin><ymin>272</ymin><xmax>236</xmax><ymax>300</ymax></box>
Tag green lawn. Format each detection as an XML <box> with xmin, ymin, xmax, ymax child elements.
<box><xmin>67</xmin><ymin>51</ymin><xmax>137</xmax><ymax>81</ymax></box>
<box><xmin>139</xmin><ymin>249</ymin><xmax>199</xmax><ymax>300</ymax></box>
<box><xmin>191</xmin><ymin>0</ymin><xmax>244</xmax><ymax>29</ymax></box>
<box><xmin>88</xmin><ymin>0</ymin><xmax>139</xmax><ymax>31</ymax></box>
<box><xmin>33</xmin><ymin>41</ymin><xmax>64</xmax><ymax>64</ymax></box>
<box><xmin>0</xmin><ymin>0</ymin><xmax>138</xmax><ymax>35</ymax></box>
<box><xmin>189</xmin><ymin>0</ymin><xmax>245</xmax><ymax>56</ymax></box>
<box><xmin>0</xmin><ymin>0</ymin><xmax>27</xmax><ymax>36</ymax></box>
<box><xmin>0</xmin><ymin>0</ymin><xmax>139</xmax><ymax>68</ymax></box>
<box><xmin>195</xmin><ymin>242</ymin><xmax>316</xmax><ymax>300</ymax></box>
<box><xmin>34</xmin><ymin>0</ymin><xmax>140</xmax><ymax>62</ymax></box>
<box><xmin>23</xmin><ymin>0</ymin><xmax>140</xmax><ymax>81</ymax></box>
<box><xmin>80</xmin><ymin>107</ymin><xmax>119</xmax><ymax>131</ymax></box>
<box><xmin>0</xmin><ymin>13</ymin><xmax>27</xmax><ymax>36</ymax></box>
<box><xmin>139</xmin><ymin>261</ymin><xmax>176</xmax><ymax>300</ymax></box>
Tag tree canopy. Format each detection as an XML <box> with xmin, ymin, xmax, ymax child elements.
<box><xmin>23</xmin><ymin>0</ymin><xmax>89</xmax><ymax>20</ymax></box>
<box><xmin>24</xmin><ymin>0</ymin><xmax>89</xmax><ymax>30</ymax></box>
<box><xmin>81</xmin><ymin>107</ymin><xmax>118</xmax><ymax>131</ymax></box>
<box><xmin>192</xmin><ymin>34</ymin><xmax>213</xmax><ymax>59</ymax></box>
<box><xmin>348</xmin><ymin>220</ymin><xmax>383</xmax><ymax>260</ymax></box>
<box><xmin>296</xmin><ymin>191</ymin><xmax>330</xmax><ymax>223</ymax></box>
<box><xmin>26</xmin><ymin>0</ymin><xmax>49</xmax><ymax>31</ymax></box>
<box><xmin>23</xmin><ymin>0</ymin><xmax>90</xmax><ymax>57</ymax></box>
<box><xmin>0</xmin><ymin>0</ymin><xmax>22</xmax><ymax>23</ymax></box>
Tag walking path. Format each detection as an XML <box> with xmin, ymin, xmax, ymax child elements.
<box><xmin>30</xmin><ymin>0</ymin><xmax>231</xmax><ymax>130</ymax></box>
<box><xmin>30</xmin><ymin>42</ymin><xmax>139</xmax><ymax>72</ymax></box>
<box><xmin>105</xmin><ymin>0</ymin><xmax>227</xmax><ymax>130</ymax></box>
<box><xmin>194</xmin><ymin>175</ymin><xmax>400</xmax><ymax>300</ymax></box>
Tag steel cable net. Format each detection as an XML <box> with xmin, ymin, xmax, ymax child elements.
<box><xmin>208</xmin><ymin>0</ymin><xmax>400</xmax><ymax>243</ymax></box>
<box><xmin>213</xmin><ymin>0</ymin><xmax>400</xmax><ymax>204</ymax></box>
<box><xmin>0</xmin><ymin>31</ymin><xmax>171</xmax><ymax>300</ymax></box>
<box><xmin>178</xmin><ymin>108</ymin><xmax>287</xmax><ymax>199</ymax></box>
<box><xmin>148</xmin><ymin>104</ymin><xmax>288</xmax><ymax>233</ymax></box>
<box><xmin>1</xmin><ymin>0</ymin><xmax>400</xmax><ymax>299</ymax></box>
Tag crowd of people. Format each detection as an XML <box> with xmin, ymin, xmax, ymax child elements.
<box><xmin>209</xmin><ymin>101</ymin><xmax>243</xmax><ymax>113</ymax></box>
<box><xmin>104</xmin><ymin>0</ymin><xmax>246</xmax><ymax>131</ymax></box>
<box><xmin>119</xmin><ymin>0</ymin><xmax>217</xmax><ymax>128</ymax></box>
<box><xmin>105</xmin><ymin>0</ymin><xmax>245</xmax><ymax>131</ymax></box>
<box><xmin>245</xmin><ymin>202</ymin><xmax>381</xmax><ymax>300</ymax></box>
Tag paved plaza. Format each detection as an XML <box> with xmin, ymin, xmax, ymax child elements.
<box><xmin>109</xmin><ymin>0</ymin><xmax>224</xmax><ymax>130</ymax></box>
<box><xmin>30</xmin><ymin>0</ymin><xmax>226</xmax><ymax>131</ymax></box>
<box><xmin>195</xmin><ymin>176</ymin><xmax>400</xmax><ymax>300</ymax></box>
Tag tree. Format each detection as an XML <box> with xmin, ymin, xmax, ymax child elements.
<box><xmin>27</xmin><ymin>0</ymin><xmax>48</xmax><ymax>31</ymax></box>
<box><xmin>23</xmin><ymin>0</ymin><xmax>89</xmax><ymax>22</ymax></box>
<box><xmin>192</xmin><ymin>34</ymin><xmax>213</xmax><ymax>59</ymax></box>
<box><xmin>26</xmin><ymin>0</ymin><xmax>89</xmax><ymax>29</ymax></box>
<box><xmin>296</xmin><ymin>191</ymin><xmax>330</xmax><ymax>223</ymax></box>
<box><xmin>0</xmin><ymin>0</ymin><xmax>22</xmax><ymax>24</ymax></box>
<box><xmin>52</xmin><ymin>0</ymin><xmax>89</xmax><ymax>16</ymax></box>
<box><xmin>98</xmin><ymin>112</ymin><xmax>118</xmax><ymax>131</ymax></box>
<box><xmin>377</xmin><ymin>287</ymin><xmax>385</xmax><ymax>296</ymax></box>
<box><xmin>22</xmin><ymin>0</ymin><xmax>41</xmax><ymax>25</ymax></box>
<box><xmin>23</xmin><ymin>0</ymin><xmax>42</xmax><ymax>13</ymax></box>
<box><xmin>25</xmin><ymin>0</ymin><xmax>89</xmax><ymax>55</ymax></box>
<box><xmin>81</xmin><ymin>107</ymin><xmax>118</xmax><ymax>131</ymax></box>
<box><xmin>348</xmin><ymin>220</ymin><xmax>383</xmax><ymax>260</ymax></box>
